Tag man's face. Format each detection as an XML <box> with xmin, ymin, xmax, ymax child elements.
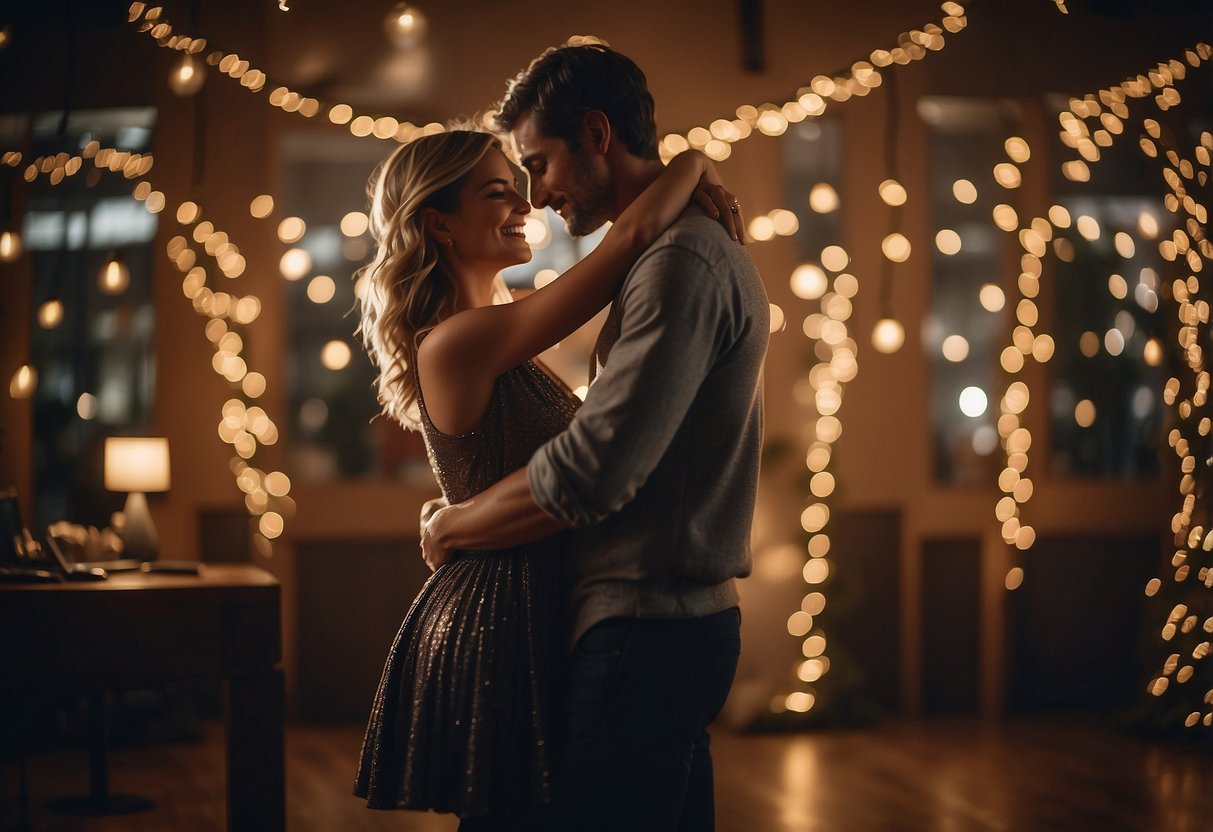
<box><xmin>511</xmin><ymin>111</ymin><xmax>614</xmax><ymax>237</ymax></box>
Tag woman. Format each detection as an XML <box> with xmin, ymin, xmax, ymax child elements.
<box><xmin>352</xmin><ymin>129</ymin><xmax>739</xmax><ymax>828</ymax></box>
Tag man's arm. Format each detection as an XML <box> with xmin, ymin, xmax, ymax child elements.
<box><xmin>422</xmin><ymin>468</ymin><xmax>562</xmax><ymax>570</ymax></box>
<box><xmin>422</xmin><ymin>241</ymin><xmax>736</xmax><ymax>570</ymax></box>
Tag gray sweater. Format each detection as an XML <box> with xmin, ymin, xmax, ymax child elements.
<box><xmin>527</xmin><ymin>213</ymin><xmax>769</xmax><ymax>648</ymax></box>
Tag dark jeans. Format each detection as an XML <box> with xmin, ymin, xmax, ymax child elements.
<box><xmin>562</xmin><ymin>607</ymin><xmax>741</xmax><ymax>832</ymax></box>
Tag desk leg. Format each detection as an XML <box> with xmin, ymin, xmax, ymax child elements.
<box><xmin>226</xmin><ymin>669</ymin><xmax>285</xmax><ymax>832</ymax></box>
<box><xmin>45</xmin><ymin>692</ymin><xmax>154</xmax><ymax>816</ymax></box>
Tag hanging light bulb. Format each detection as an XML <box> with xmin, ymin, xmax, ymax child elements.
<box><xmin>384</xmin><ymin>2</ymin><xmax>428</xmax><ymax>48</ymax></box>
<box><xmin>0</xmin><ymin>228</ymin><xmax>21</xmax><ymax>262</ymax></box>
<box><xmin>168</xmin><ymin>52</ymin><xmax>206</xmax><ymax>97</ymax></box>
<box><xmin>871</xmin><ymin>318</ymin><xmax>905</xmax><ymax>354</ymax></box>
<box><xmin>37</xmin><ymin>298</ymin><xmax>64</xmax><ymax>329</ymax></box>
<box><xmin>99</xmin><ymin>252</ymin><xmax>130</xmax><ymax>295</ymax></box>
<box><xmin>9</xmin><ymin>364</ymin><xmax>36</xmax><ymax>399</ymax></box>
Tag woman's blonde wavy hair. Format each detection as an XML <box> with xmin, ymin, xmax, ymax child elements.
<box><xmin>356</xmin><ymin>130</ymin><xmax>510</xmax><ymax>430</ymax></box>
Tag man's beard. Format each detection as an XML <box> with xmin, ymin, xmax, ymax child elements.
<box><xmin>564</xmin><ymin>151</ymin><xmax>614</xmax><ymax>238</ymax></box>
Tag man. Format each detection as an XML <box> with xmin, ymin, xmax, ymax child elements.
<box><xmin>423</xmin><ymin>43</ymin><xmax>768</xmax><ymax>830</ymax></box>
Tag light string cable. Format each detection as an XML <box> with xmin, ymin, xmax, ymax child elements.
<box><xmin>990</xmin><ymin>47</ymin><xmax>1212</xmax><ymax>732</ymax></box>
<box><xmin>123</xmin><ymin>2</ymin><xmax>445</xmax><ymax>143</ymax></box>
<box><xmin>1138</xmin><ymin>73</ymin><xmax>1213</xmax><ymax>729</ymax></box>
<box><xmin>659</xmin><ymin>1</ymin><xmax>972</xmax><ymax>165</ymax></box>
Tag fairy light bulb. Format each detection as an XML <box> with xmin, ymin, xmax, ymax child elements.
<box><xmin>0</xmin><ymin>229</ymin><xmax>20</xmax><ymax>262</ymax></box>
<box><xmin>881</xmin><ymin>232</ymin><xmax>911</xmax><ymax>263</ymax></box>
<box><xmin>280</xmin><ymin>248</ymin><xmax>312</xmax><ymax>281</ymax></box>
<box><xmin>871</xmin><ymin>318</ymin><xmax>905</xmax><ymax>354</ymax></box>
<box><xmin>9</xmin><ymin>364</ymin><xmax>36</xmax><ymax>399</ymax></box>
<box><xmin>321</xmin><ymin>340</ymin><xmax>352</xmax><ymax>370</ymax></box>
<box><xmin>384</xmin><ymin>3</ymin><xmax>427</xmax><ymax>48</ymax></box>
<box><xmin>98</xmin><ymin>252</ymin><xmax>130</xmax><ymax>295</ymax></box>
<box><xmin>168</xmin><ymin>52</ymin><xmax>206</xmax><ymax>97</ymax></box>
<box><xmin>37</xmin><ymin>299</ymin><xmax>64</xmax><ymax>329</ymax></box>
<box><xmin>878</xmin><ymin>179</ymin><xmax>907</xmax><ymax>207</ymax></box>
<box><xmin>809</xmin><ymin>183</ymin><xmax>840</xmax><ymax>214</ymax></box>
<box><xmin>790</xmin><ymin>264</ymin><xmax>828</xmax><ymax>300</ymax></box>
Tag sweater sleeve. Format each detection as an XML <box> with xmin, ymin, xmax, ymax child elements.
<box><xmin>528</xmin><ymin>242</ymin><xmax>735</xmax><ymax>527</ymax></box>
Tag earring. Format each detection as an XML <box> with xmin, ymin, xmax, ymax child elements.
<box><xmin>445</xmin><ymin>238</ymin><xmax>454</xmax><ymax>247</ymax></box>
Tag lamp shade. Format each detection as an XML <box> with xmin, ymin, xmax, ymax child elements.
<box><xmin>104</xmin><ymin>437</ymin><xmax>171</xmax><ymax>493</ymax></box>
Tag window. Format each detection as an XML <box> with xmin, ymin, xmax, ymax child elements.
<box><xmin>1047</xmin><ymin>95</ymin><xmax>1165</xmax><ymax>479</ymax></box>
<box><xmin>280</xmin><ymin>133</ymin><xmax>388</xmax><ymax>483</ymax></box>
<box><xmin>921</xmin><ymin>97</ymin><xmax>1013</xmax><ymax>485</ymax></box>
<box><xmin>15</xmin><ymin>108</ymin><xmax>159</xmax><ymax>529</ymax></box>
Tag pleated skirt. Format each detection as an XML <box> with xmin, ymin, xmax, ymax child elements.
<box><xmin>353</xmin><ymin>545</ymin><xmax>561</xmax><ymax>819</ymax></box>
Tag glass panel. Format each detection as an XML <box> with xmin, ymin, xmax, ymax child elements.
<box><xmin>1047</xmin><ymin>95</ymin><xmax>1165</xmax><ymax>479</ymax></box>
<box><xmin>280</xmin><ymin>133</ymin><xmax>387</xmax><ymax>483</ymax></box>
<box><xmin>20</xmin><ymin>108</ymin><xmax>159</xmax><ymax>529</ymax></box>
<box><xmin>783</xmin><ymin>117</ymin><xmax>843</xmax><ymax>260</ymax></box>
<box><xmin>921</xmin><ymin>97</ymin><xmax>1011</xmax><ymax>485</ymax></box>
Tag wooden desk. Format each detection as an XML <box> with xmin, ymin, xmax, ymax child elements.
<box><xmin>0</xmin><ymin>564</ymin><xmax>284</xmax><ymax>832</ymax></box>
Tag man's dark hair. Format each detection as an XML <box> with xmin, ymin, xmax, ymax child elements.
<box><xmin>494</xmin><ymin>44</ymin><xmax>659</xmax><ymax>160</ymax></box>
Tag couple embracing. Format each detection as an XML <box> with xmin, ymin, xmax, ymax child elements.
<box><xmin>353</xmin><ymin>42</ymin><xmax>769</xmax><ymax>831</ymax></box>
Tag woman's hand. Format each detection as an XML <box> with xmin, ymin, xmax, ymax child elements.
<box><xmin>418</xmin><ymin>496</ymin><xmax>446</xmax><ymax>539</ymax></box>
<box><xmin>421</xmin><ymin>505</ymin><xmax>455</xmax><ymax>571</ymax></box>
<box><xmin>690</xmin><ymin>156</ymin><xmax>747</xmax><ymax>244</ymax></box>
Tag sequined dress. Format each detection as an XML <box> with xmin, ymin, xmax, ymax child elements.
<box><xmin>354</xmin><ymin>360</ymin><xmax>580</xmax><ymax>819</ymax></box>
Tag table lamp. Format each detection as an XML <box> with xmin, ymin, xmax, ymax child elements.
<box><xmin>103</xmin><ymin>437</ymin><xmax>170</xmax><ymax>562</ymax></box>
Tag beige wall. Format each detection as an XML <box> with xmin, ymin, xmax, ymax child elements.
<box><xmin>1</xmin><ymin>0</ymin><xmax>1195</xmax><ymax>717</ymax></box>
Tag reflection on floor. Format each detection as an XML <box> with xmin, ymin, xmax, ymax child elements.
<box><xmin>3</xmin><ymin>716</ymin><xmax>1211</xmax><ymax>831</ymax></box>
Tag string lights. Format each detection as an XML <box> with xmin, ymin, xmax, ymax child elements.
<box><xmin>770</xmin><ymin>4</ymin><xmax>975</xmax><ymax>719</ymax></box>
<box><xmin>16</xmin><ymin>143</ymin><xmax>154</xmax><ymax>186</ymax></box>
<box><xmin>125</xmin><ymin>3</ymin><xmax>446</xmax><ymax>144</ymax></box>
<box><xmin>5</xmin><ymin>140</ymin><xmax>293</xmax><ymax>558</ymax></box>
<box><xmin>872</xmin><ymin>68</ymin><xmax>908</xmax><ymax>355</ymax></box>
<box><xmin>747</xmin><ymin>1</ymin><xmax>972</xmax><ymax>719</ymax></box>
<box><xmin>988</xmin><ymin>125</ymin><xmax>1045</xmax><ymax>567</ymax></box>
<box><xmin>1137</xmin><ymin>90</ymin><xmax>1213</xmax><ymax>729</ymax></box>
<box><xmin>984</xmin><ymin>42</ymin><xmax>1213</xmax><ymax>728</ymax></box>
<box><xmin>992</xmin><ymin>47</ymin><xmax>1209</xmax><ymax>571</ymax></box>
<box><xmin>657</xmin><ymin>2</ymin><xmax>970</xmax><ymax>165</ymax></box>
<box><xmin>2</xmin><ymin>0</ymin><xmax>1202</xmax><ymax>729</ymax></box>
<box><xmin>150</xmin><ymin>185</ymin><xmax>293</xmax><ymax>558</ymax></box>
<box><xmin>770</xmin><ymin>246</ymin><xmax>858</xmax><ymax>717</ymax></box>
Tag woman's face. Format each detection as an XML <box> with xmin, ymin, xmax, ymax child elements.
<box><xmin>437</xmin><ymin>147</ymin><xmax>532</xmax><ymax>272</ymax></box>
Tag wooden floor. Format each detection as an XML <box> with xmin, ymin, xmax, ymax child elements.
<box><xmin>3</xmin><ymin>716</ymin><xmax>1211</xmax><ymax>831</ymax></box>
